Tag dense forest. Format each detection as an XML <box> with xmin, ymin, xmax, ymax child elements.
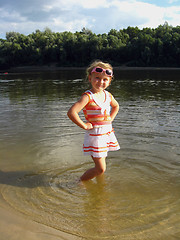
<box><xmin>0</xmin><ymin>22</ymin><xmax>180</xmax><ymax>69</ymax></box>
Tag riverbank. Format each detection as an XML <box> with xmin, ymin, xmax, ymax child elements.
<box><xmin>0</xmin><ymin>203</ymin><xmax>79</xmax><ymax>240</ymax></box>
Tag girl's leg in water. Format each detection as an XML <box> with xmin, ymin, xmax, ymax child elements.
<box><xmin>80</xmin><ymin>157</ymin><xmax>106</xmax><ymax>181</ymax></box>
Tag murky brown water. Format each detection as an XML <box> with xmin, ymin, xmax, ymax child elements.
<box><xmin>0</xmin><ymin>69</ymin><xmax>180</xmax><ymax>239</ymax></box>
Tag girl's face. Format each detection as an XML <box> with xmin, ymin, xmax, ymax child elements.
<box><xmin>88</xmin><ymin>71</ymin><xmax>111</xmax><ymax>93</ymax></box>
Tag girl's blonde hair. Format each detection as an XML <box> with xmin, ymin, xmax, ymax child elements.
<box><xmin>86</xmin><ymin>60</ymin><xmax>113</xmax><ymax>79</ymax></box>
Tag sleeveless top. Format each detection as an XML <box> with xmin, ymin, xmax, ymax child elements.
<box><xmin>83</xmin><ymin>90</ymin><xmax>112</xmax><ymax>126</ymax></box>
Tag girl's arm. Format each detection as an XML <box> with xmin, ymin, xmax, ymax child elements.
<box><xmin>67</xmin><ymin>94</ymin><xmax>93</xmax><ymax>130</ymax></box>
<box><xmin>110</xmin><ymin>95</ymin><xmax>119</xmax><ymax>122</ymax></box>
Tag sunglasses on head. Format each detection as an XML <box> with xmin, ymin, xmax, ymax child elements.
<box><xmin>91</xmin><ymin>67</ymin><xmax>113</xmax><ymax>76</ymax></box>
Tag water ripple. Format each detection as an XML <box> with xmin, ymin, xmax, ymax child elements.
<box><xmin>1</xmin><ymin>155</ymin><xmax>180</xmax><ymax>239</ymax></box>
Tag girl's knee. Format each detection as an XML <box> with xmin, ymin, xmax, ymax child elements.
<box><xmin>96</xmin><ymin>165</ymin><xmax>106</xmax><ymax>175</ymax></box>
<box><xmin>93</xmin><ymin>156</ymin><xmax>106</xmax><ymax>176</ymax></box>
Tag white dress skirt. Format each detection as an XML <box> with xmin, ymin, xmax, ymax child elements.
<box><xmin>83</xmin><ymin>124</ymin><xmax>120</xmax><ymax>158</ymax></box>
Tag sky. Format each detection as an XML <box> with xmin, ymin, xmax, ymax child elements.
<box><xmin>0</xmin><ymin>0</ymin><xmax>180</xmax><ymax>39</ymax></box>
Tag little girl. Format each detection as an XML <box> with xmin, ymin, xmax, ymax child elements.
<box><xmin>67</xmin><ymin>60</ymin><xmax>120</xmax><ymax>181</ymax></box>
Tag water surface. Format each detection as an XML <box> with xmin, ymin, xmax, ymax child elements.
<box><xmin>0</xmin><ymin>69</ymin><xmax>180</xmax><ymax>239</ymax></box>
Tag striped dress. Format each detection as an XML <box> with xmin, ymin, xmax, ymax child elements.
<box><xmin>83</xmin><ymin>90</ymin><xmax>120</xmax><ymax>158</ymax></box>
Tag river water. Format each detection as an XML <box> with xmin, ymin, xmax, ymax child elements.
<box><xmin>0</xmin><ymin>69</ymin><xmax>180</xmax><ymax>239</ymax></box>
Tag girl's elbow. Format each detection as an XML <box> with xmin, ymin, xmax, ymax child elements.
<box><xmin>67</xmin><ymin>108</ymin><xmax>77</xmax><ymax>120</ymax></box>
<box><xmin>114</xmin><ymin>104</ymin><xmax>119</xmax><ymax>112</ymax></box>
<box><xmin>67</xmin><ymin>109</ymin><xmax>72</xmax><ymax>119</ymax></box>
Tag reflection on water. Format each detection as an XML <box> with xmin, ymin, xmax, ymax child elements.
<box><xmin>0</xmin><ymin>69</ymin><xmax>180</xmax><ymax>239</ymax></box>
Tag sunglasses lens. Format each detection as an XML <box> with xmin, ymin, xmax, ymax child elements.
<box><xmin>95</xmin><ymin>67</ymin><xmax>103</xmax><ymax>73</ymax></box>
<box><xmin>106</xmin><ymin>70</ymin><xmax>112</xmax><ymax>76</ymax></box>
<box><xmin>92</xmin><ymin>67</ymin><xmax>112</xmax><ymax>76</ymax></box>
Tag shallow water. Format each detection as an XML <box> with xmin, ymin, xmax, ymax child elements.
<box><xmin>0</xmin><ymin>69</ymin><xmax>180</xmax><ymax>239</ymax></box>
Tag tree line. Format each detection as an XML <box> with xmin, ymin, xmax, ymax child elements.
<box><xmin>0</xmin><ymin>22</ymin><xmax>180</xmax><ymax>69</ymax></box>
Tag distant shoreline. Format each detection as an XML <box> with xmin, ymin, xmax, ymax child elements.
<box><xmin>1</xmin><ymin>65</ymin><xmax>180</xmax><ymax>74</ymax></box>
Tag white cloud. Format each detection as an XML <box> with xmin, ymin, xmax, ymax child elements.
<box><xmin>76</xmin><ymin>0</ymin><xmax>111</xmax><ymax>9</ymax></box>
<box><xmin>0</xmin><ymin>0</ymin><xmax>180</xmax><ymax>38</ymax></box>
<box><xmin>104</xmin><ymin>0</ymin><xmax>180</xmax><ymax>29</ymax></box>
<box><xmin>52</xmin><ymin>17</ymin><xmax>89</xmax><ymax>32</ymax></box>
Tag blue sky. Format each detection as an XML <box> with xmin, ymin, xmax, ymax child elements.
<box><xmin>0</xmin><ymin>0</ymin><xmax>180</xmax><ymax>39</ymax></box>
<box><xmin>140</xmin><ymin>0</ymin><xmax>179</xmax><ymax>7</ymax></box>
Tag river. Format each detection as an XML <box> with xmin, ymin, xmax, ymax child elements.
<box><xmin>0</xmin><ymin>68</ymin><xmax>180</xmax><ymax>239</ymax></box>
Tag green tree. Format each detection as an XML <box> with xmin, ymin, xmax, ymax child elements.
<box><xmin>1</xmin><ymin>24</ymin><xmax>180</xmax><ymax>68</ymax></box>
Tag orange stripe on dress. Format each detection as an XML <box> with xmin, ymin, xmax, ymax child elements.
<box><xmin>108</xmin><ymin>143</ymin><xmax>119</xmax><ymax>148</ymax></box>
<box><xmin>83</xmin><ymin>145</ymin><xmax>108</xmax><ymax>149</ymax></box>
<box><xmin>83</xmin><ymin>149</ymin><xmax>108</xmax><ymax>153</ymax></box>
<box><xmin>85</xmin><ymin>106</ymin><xmax>101</xmax><ymax>110</ymax></box>
<box><xmin>83</xmin><ymin>141</ymin><xmax>119</xmax><ymax>149</ymax></box>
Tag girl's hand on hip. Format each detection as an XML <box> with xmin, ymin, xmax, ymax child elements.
<box><xmin>85</xmin><ymin>123</ymin><xmax>93</xmax><ymax>130</ymax></box>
